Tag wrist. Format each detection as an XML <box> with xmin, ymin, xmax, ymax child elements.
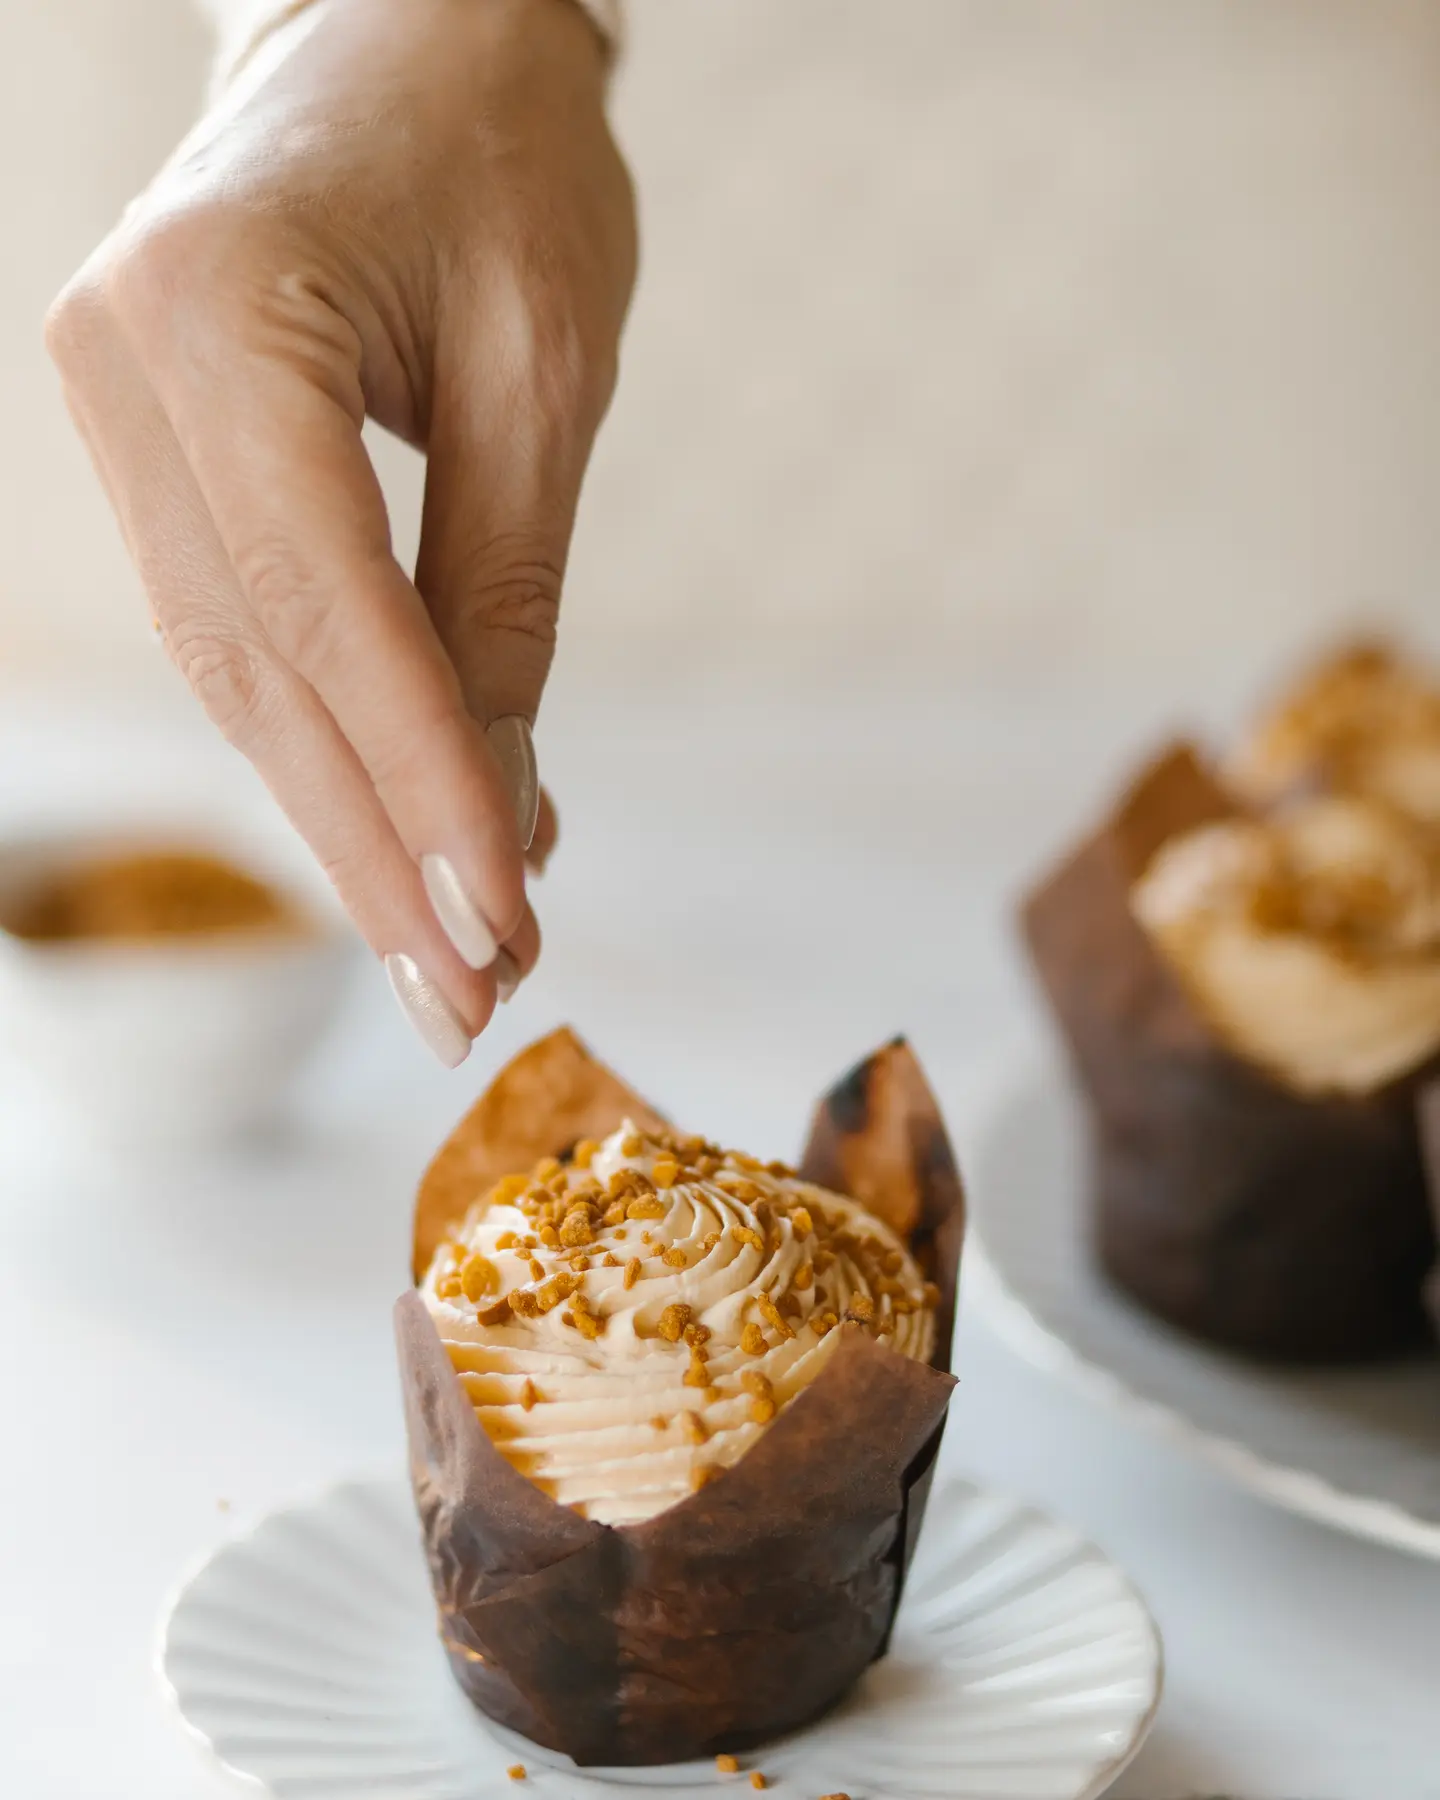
<box><xmin>216</xmin><ymin>0</ymin><xmax>621</xmax><ymax>94</ymax></box>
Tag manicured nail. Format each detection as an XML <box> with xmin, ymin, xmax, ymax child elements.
<box><xmin>421</xmin><ymin>853</ymin><xmax>499</xmax><ymax>970</ymax></box>
<box><xmin>495</xmin><ymin>948</ymin><xmax>521</xmax><ymax>1004</ymax></box>
<box><xmin>488</xmin><ymin>715</ymin><xmax>539</xmax><ymax>851</ymax></box>
<box><xmin>384</xmin><ymin>954</ymin><xmax>472</xmax><ymax>1068</ymax></box>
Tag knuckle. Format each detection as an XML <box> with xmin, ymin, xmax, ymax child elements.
<box><xmin>103</xmin><ymin>206</ymin><xmax>248</xmax><ymax>345</ymax></box>
<box><xmin>237</xmin><ymin>542</ymin><xmax>342</xmax><ymax>673</ymax></box>
<box><xmin>168</xmin><ymin>622</ymin><xmax>271</xmax><ymax>748</ymax></box>
<box><xmin>462</xmin><ymin>554</ymin><xmax>563</xmax><ymax>652</ymax></box>
<box><xmin>44</xmin><ymin>276</ymin><xmax>107</xmax><ymax>377</ymax></box>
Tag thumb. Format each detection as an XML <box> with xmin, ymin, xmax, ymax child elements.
<box><xmin>416</xmin><ymin>341</ymin><xmax>594</xmax><ymax>850</ymax></box>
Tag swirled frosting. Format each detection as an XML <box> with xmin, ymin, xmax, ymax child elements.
<box><xmin>420</xmin><ymin>1122</ymin><xmax>937</xmax><ymax>1525</ymax></box>
<box><xmin>1226</xmin><ymin>643</ymin><xmax>1440</xmax><ymax>828</ymax></box>
<box><xmin>1132</xmin><ymin>796</ymin><xmax>1440</xmax><ymax>1095</ymax></box>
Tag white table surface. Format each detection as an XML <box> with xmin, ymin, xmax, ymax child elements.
<box><xmin>2</xmin><ymin>668</ymin><xmax>1438</xmax><ymax>1800</ymax></box>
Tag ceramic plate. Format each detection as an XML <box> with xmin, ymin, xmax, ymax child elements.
<box><xmin>967</xmin><ymin>1047</ymin><xmax>1440</xmax><ymax>1560</ymax></box>
<box><xmin>159</xmin><ymin>1473</ymin><xmax>1160</xmax><ymax>1800</ymax></box>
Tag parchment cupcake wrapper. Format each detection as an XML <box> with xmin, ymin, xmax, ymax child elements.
<box><xmin>396</xmin><ymin>1029</ymin><xmax>963</xmax><ymax>1766</ymax></box>
<box><xmin>1022</xmin><ymin>743</ymin><xmax>1438</xmax><ymax>1364</ymax></box>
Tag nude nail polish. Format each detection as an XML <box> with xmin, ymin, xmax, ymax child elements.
<box><xmin>487</xmin><ymin>715</ymin><xmax>540</xmax><ymax>851</ymax></box>
<box><xmin>385</xmin><ymin>954</ymin><xmax>472</xmax><ymax>1068</ymax></box>
<box><xmin>495</xmin><ymin>948</ymin><xmax>522</xmax><ymax>1004</ymax></box>
<box><xmin>421</xmin><ymin>853</ymin><xmax>499</xmax><ymax>970</ymax></box>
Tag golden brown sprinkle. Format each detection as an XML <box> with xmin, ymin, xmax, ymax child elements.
<box><xmin>627</xmin><ymin>1194</ymin><xmax>667</xmax><ymax>1221</ymax></box>
<box><xmin>436</xmin><ymin>1273</ymin><xmax>463</xmax><ymax>1300</ymax></box>
<box><xmin>715</xmin><ymin>1754</ymin><xmax>739</xmax><ymax>1775</ymax></box>
<box><xmin>651</xmin><ymin>1156</ymin><xmax>680</xmax><ymax>1189</ymax></box>
<box><xmin>789</xmin><ymin>1202</ymin><xmax>815</xmax><ymax>1236</ymax></box>
<box><xmin>603</xmin><ymin>1251</ymin><xmax>621</xmax><ymax>1268</ymax></box>
<box><xmin>922</xmin><ymin>1281</ymin><xmax>941</xmax><ymax>1308</ymax></box>
<box><xmin>534</xmin><ymin>1157</ymin><xmax>562</xmax><ymax>1182</ymax></box>
<box><xmin>572</xmin><ymin>1138</ymin><xmax>598</xmax><ymax>1169</ymax></box>
<box><xmin>495</xmin><ymin>1230</ymin><xmax>518</xmax><ymax>1251</ymax></box>
<box><xmin>683</xmin><ymin>1321</ymin><xmax>712</xmax><ymax>1348</ymax></box>
<box><xmin>510</xmin><ymin>1290</ymin><xmax>541</xmax><ymax>1320</ymax></box>
<box><xmin>657</xmin><ymin>1303</ymin><xmax>692</xmax><ymax>1343</ymax></box>
<box><xmin>683</xmin><ymin>1349</ymin><xmax>710</xmax><ymax>1388</ymax></box>
<box><xmin>818</xmin><ymin>1792</ymin><xmax>851</xmax><ymax>1799</ymax></box>
<box><xmin>740</xmin><ymin>1323</ymin><xmax>768</xmax><ymax>1356</ymax></box>
<box><xmin>681</xmin><ymin>1410</ymin><xmax>709</xmax><ymax>1445</ymax></box>
<box><xmin>699</xmin><ymin>1230</ymin><xmax>723</xmax><ymax>1255</ymax></box>
<box><xmin>493</xmin><ymin>1174</ymin><xmax>529</xmax><ymax>1205</ymax></box>
<box><xmin>506</xmin><ymin>1765</ymin><xmax>526</xmax><ymax>1782</ymax></box>
<box><xmin>459</xmin><ymin>1253</ymin><xmax>497</xmax><ymax>1301</ymax></box>
<box><xmin>740</xmin><ymin>1370</ymin><xmax>771</xmax><ymax>1397</ymax></box>
<box><xmin>526</xmin><ymin>1257</ymin><xmax>545</xmax><ymax>1283</ymax></box>
<box><xmin>730</xmin><ymin>1225</ymin><xmax>765</xmax><ymax>1254</ymax></box>
<box><xmin>756</xmin><ymin>1294</ymin><xmax>795</xmax><ymax>1341</ymax></box>
<box><xmin>570</xmin><ymin>1295</ymin><xmax>604</xmax><ymax>1341</ymax></box>
<box><xmin>793</xmin><ymin>1261</ymin><xmax>814</xmax><ymax>1291</ymax></box>
<box><xmin>748</xmin><ymin>1774</ymin><xmax>766</xmax><ymax>1790</ymax></box>
<box><xmin>696</xmin><ymin>1155</ymin><xmax>721</xmax><ymax>1178</ymax></box>
<box><xmin>621</xmin><ymin>1132</ymin><xmax>643</xmax><ymax>1156</ymax></box>
<box><xmin>520</xmin><ymin>1378</ymin><xmax>539</xmax><ymax>1412</ymax></box>
<box><xmin>614</xmin><ymin>1226</ymin><xmax>628</xmax><ymax>1240</ymax></box>
<box><xmin>624</xmin><ymin>1257</ymin><xmax>643</xmax><ymax>1290</ymax></box>
<box><xmin>476</xmin><ymin>1295</ymin><xmax>513</xmax><ymax>1327</ymax></box>
<box><xmin>603</xmin><ymin>1199</ymin><xmax>628</xmax><ymax>1227</ymax></box>
<box><xmin>537</xmin><ymin>1225</ymin><xmax>562</xmax><ymax>1250</ymax></box>
<box><xmin>750</xmin><ymin>1396</ymin><xmax>777</xmax><ymax>1424</ymax></box>
<box><xmin>570</xmin><ymin>1253</ymin><xmax>592</xmax><ymax>1272</ymax></box>
<box><xmin>559</xmin><ymin>1211</ymin><xmax>595</xmax><ymax>1249</ymax></box>
<box><xmin>651</xmin><ymin>1415</ymin><xmax>669</xmax><ymax>1431</ymax></box>
<box><xmin>662</xmin><ymin>1247</ymin><xmax>689</xmax><ymax>1270</ymax></box>
<box><xmin>844</xmin><ymin>1294</ymin><xmax>876</xmax><ymax>1325</ymax></box>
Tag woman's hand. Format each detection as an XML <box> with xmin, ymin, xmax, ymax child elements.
<box><xmin>46</xmin><ymin>0</ymin><xmax>636</xmax><ymax>1065</ymax></box>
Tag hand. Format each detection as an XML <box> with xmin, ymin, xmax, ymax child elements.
<box><xmin>46</xmin><ymin>0</ymin><xmax>636</xmax><ymax>1065</ymax></box>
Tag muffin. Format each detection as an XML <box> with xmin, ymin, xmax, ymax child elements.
<box><xmin>1023</xmin><ymin>744</ymin><xmax>1440</xmax><ymax>1362</ymax></box>
<box><xmin>396</xmin><ymin>1028</ymin><xmax>963</xmax><ymax>1766</ymax></box>
<box><xmin>1226</xmin><ymin>638</ymin><xmax>1440</xmax><ymax>829</ymax></box>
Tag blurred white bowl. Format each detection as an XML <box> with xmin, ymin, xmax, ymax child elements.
<box><xmin>0</xmin><ymin>828</ymin><xmax>361</xmax><ymax>1152</ymax></box>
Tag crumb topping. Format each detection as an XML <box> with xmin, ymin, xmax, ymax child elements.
<box><xmin>422</xmin><ymin>1120</ymin><xmax>936</xmax><ymax>1524</ymax></box>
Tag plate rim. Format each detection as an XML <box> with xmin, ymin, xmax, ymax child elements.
<box><xmin>965</xmin><ymin>1045</ymin><xmax>1440</xmax><ymax>1564</ymax></box>
<box><xmin>155</xmin><ymin>1468</ymin><xmax>1164</xmax><ymax>1800</ymax></box>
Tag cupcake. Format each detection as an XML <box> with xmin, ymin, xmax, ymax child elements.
<box><xmin>1226</xmin><ymin>638</ymin><xmax>1440</xmax><ymax>828</ymax></box>
<box><xmin>396</xmin><ymin>1028</ymin><xmax>963</xmax><ymax>1766</ymax></box>
<box><xmin>1023</xmin><ymin>744</ymin><xmax>1440</xmax><ymax>1362</ymax></box>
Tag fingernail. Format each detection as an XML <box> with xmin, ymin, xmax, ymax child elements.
<box><xmin>495</xmin><ymin>948</ymin><xmax>521</xmax><ymax>1004</ymax></box>
<box><xmin>421</xmin><ymin>853</ymin><xmax>499</xmax><ymax>970</ymax></box>
<box><xmin>488</xmin><ymin>715</ymin><xmax>539</xmax><ymax>851</ymax></box>
<box><xmin>384</xmin><ymin>954</ymin><xmax>472</xmax><ymax>1068</ymax></box>
<box><xmin>525</xmin><ymin>843</ymin><xmax>550</xmax><ymax>879</ymax></box>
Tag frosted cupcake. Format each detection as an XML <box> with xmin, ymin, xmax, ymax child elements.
<box><xmin>1025</xmin><ymin>745</ymin><xmax>1439</xmax><ymax>1362</ymax></box>
<box><xmin>396</xmin><ymin>1029</ymin><xmax>963</xmax><ymax>1765</ymax></box>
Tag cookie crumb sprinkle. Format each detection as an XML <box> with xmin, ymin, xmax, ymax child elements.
<box><xmin>748</xmin><ymin>1774</ymin><xmax>767</xmax><ymax>1791</ymax></box>
<box><xmin>506</xmin><ymin>1766</ymin><xmax>526</xmax><ymax>1782</ymax></box>
<box><xmin>715</xmin><ymin>1755</ymin><xmax>739</xmax><ymax>1774</ymax></box>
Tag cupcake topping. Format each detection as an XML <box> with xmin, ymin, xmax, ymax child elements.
<box><xmin>1226</xmin><ymin>641</ymin><xmax>1440</xmax><ymax>828</ymax></box>
<box><xmin>421</xmin><ymin>1121</ymin><xmax>937</xmax><ymax>1524</ymax></box>
<box><xmin>1133</xmin><ymin>795</ymin><xmax>1440</xmax><ymax>1095</ymax></box>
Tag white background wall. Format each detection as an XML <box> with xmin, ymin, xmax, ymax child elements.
<box><xmin>3</xmin><ymin>0</ymin><xmax>1438</xmax><ymax>704</ymax></box>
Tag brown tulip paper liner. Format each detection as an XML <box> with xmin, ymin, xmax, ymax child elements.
<box><xmin>396</xmin><ymin>1028</ymin><xmax>963</xmax><ymax>1766</ymax></box>
<box><xmin>1423</xmin><ymin>1082</ymin><xmax>1440</xmax><ymax>1334</ymax></box>
<box><xmin>1022</xmin><ymin>743</ymin><xmax>1438</xmax><ymax>1363</ymax></box>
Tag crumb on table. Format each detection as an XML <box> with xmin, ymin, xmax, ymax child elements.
<box><xmin>715</xmin><ymin>1755</ymin><xmax>739</xmax><ymax>1774</ymax></box>
<box><xmin>506</xmin><ymin>1766</ymin><xmax>526</xmax><ymax>1782</ymax></box>
<box><xmin>749</xmin><ymin>1775</ymin><xmax>766</xmax><ymax>1791</ymax></box>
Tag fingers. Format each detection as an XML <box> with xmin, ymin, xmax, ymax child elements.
<box><xmin>45</xmin><ymin>272</ymin><xmax>503</xmax><ymax>1064</ymax></box>
<box><xmin>416</xmin><ymin>267</ymin><xmax>601</xmax><ymax>754</ymax></box>
<box><xmin>111</xmin><ymin>225</ymin><xmax>532</xmax><ymax>964</ymax></box>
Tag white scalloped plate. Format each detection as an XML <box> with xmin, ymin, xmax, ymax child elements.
<box><xmin>967</xmin><ymin>1046</ymin><xmax>1440</xmax><ymax>1560</ymax></box>
<box><xmin>158</xmin><ymin>1474</ymin><xmax>1161</xmax><ymax>1800</ymax></box>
